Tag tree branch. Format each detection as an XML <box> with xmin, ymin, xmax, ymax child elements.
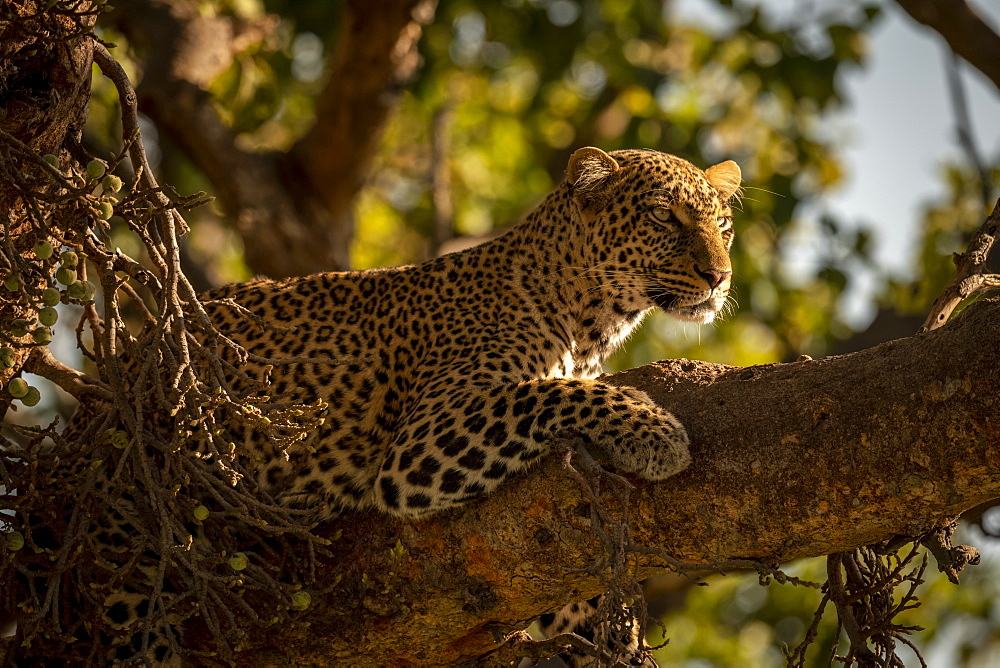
<box><xmin>23</xmin><ymin>346</ymin><xmax>112</xmax><ymax>401</ymax></box>
<box><xmin>0</xmin><ymin>0</ymin><xmax>96</xmax><ymax>408</ymax></box>
<box><xmin>111</xmin><ymin>0</ymin><xmax>339</xmax><ymax>278</ymax></box>
<box><xmin>112</xmin><ymin>0</ymin><xmax>437</xmax><ymax>278</ymax></box>
<box><xmin>291</xmin><ymin>0</ymin><xmax>438</xmax><ymax>244</ymax></box>
<box><xmin>921</xmin><ymin>197</ymin><xmax>1000</xmax><ymax>331</ymax></box>
<box><xmin>944</xmin><ymin>50</ymin><xmax>993</xmax><ymax>209</ymax></box>
<box><xmin>227</xmin><ymin>297</ymin><xmax>1000</xmax><ymax>666</ymax></box>
<box><xmin>894</xmin><ymin>0</ymin><xmax>1000</xmax><ymax>92</ymax></box>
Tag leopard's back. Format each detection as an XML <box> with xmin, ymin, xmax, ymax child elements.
<box><xmin>195</xmin><ymin>146</ymin><xmax>742</xmax><ymax>520</ymax></box>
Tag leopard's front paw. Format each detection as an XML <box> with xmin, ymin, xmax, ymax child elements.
<box><xmin>639</xmin><ymin>413</ymin><xmax>691</xmax><ymax>479</ymax></box>
<box><xmin>592</xmin><ymin>396</ymin><xmax>691</xmax><ymax>481</ymax></box>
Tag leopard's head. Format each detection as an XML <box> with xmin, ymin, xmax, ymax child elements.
<box><xmin>566</xmin><ymin>146</ymin><xmax>741</xmax><ymax>324</ymax></box>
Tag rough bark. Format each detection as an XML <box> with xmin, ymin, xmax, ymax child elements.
<box><xmin>894</xmin><ymin>0</ymin><xmax>1000</xmax><ymax>92</ymax></box>
<box><xmin>0</xmin><ymin>2</ymin><xmax>94</xmax><ymax>155</ymax></box>
<box><xmin>0</xmin><ymin>0</ymin><xmax>95</xmax><ymax>406</ymax></box>
<box><xmin>223</xmin><ymin>298</ymin><xmax>1000</xmax><ymax>666</ymax></box>
<box><xmin>112</xmin><ymin>0</ymin><xmax>436</xmax><ymax>278</ymax></box>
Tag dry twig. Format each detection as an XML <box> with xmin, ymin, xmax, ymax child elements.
<box><xmin>920</xmin><ymin>198</ymin><xmax>1000</xmax><ymax>332</ymax></box>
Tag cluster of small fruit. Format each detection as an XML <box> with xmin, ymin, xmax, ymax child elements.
<box><xmin>42</xmin><ymin>154</ymin><xmax>123</xmax><ymax>223</ymax></box>
<box><xmin>2</xmin><ymin>157</ymin><xmax>122</xmax><ymax>408</ymax></box>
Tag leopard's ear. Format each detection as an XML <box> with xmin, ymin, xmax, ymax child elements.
<box><xmin>566</xmin><ymin>147</ymin><xmax>620</xmax><ymax>193</ymax></box>
<box><xmin>704</xmin><ymin>160</ymin><xmax>742</xmax><ymax>201</ymax></box>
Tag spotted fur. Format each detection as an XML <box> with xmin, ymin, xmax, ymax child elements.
<box><xmin>201</xmin><ymin>147</ymin><xmax>739</xmax><ymax>519</ymax></box>
<box><xmin>537</xmin><ymin>595</ymin><xmax>655</xmax><ymax>667</ymax></box>
<box><xmin>81</xmin><ymin>147</ymin><xmax>741</xmax><ymax>664</ymax></box>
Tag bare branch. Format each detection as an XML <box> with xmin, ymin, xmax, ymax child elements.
<box><xmin>292</xmin><ymin>0</ymin><xmax>438</xmax><ymax>231</ymax></box>
<box><xmin>112</xmin><ymin>0</ymin><xmax>438</xmax><ymax>277</ymax></box>
<box><xmin>945</xmin><ymin>51</ymin><xmax>994</xmax><ymax>209</ymax></box>
<box><xmin>920</xmin><ymin>198</ymin><xmax>1000</xmax><ymax>331</ymax></box>
<box><xmin>921</xmin><ymin>522</ymin><xmax>981</xmax><ymax>584</ymax></box>
<box><xmin>23</xmin><ymin>346</ymin><xmax>113</xmax><ymax>401</ymax></box>
<box><xmin>895</xmin><ymin>0</ymin><xmax>1000</xmax><ymax>92</ymax></box>
<box><xmin>826</xmin><ymin>552</ymin><xmax>878</xmax><ymax>664</ymax></box>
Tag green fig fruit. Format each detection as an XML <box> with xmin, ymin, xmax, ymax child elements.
<box><xmin>7</xmin><ymin>378</ymin><xmax>29</xmax><ymax>398</ymax></box>
<box><xmin>56</xmin><ymin>266</ymin><xmax>76</xmax><ymax>285</ymax></box>
<box><xmin>5</xmin><ymin>531</ymin><xmax>24</xmax><ymax>551</ymax></box>
<box><xmin>290</xmin><ymin>591</ymin><xmax>311</xmax><ymax>610</ymax></box>
<box><xmin>38</xmin><ymin>307</ymin><xmax>58</xmax><ymax>327</ymax></box>
<box><xmin>102</xmin><ymin>174</ymin><xmax>123</xmax><ymax>193</ymax></box>
<box><xmin>33</xmin><ymin>241</ymin><xmax>54</xmax><ymax>259</ymax></box>
<box><xmin>86</xmin><ymin>159</ymin><xmax>106</xmax><ymax>180</ymax></box>
<box><xmin>20</xmin><ymin>387</ymin><xmax>41</xmax><ymax>407</ymax></box>
<box><xmin>10</xmin><ymin>319</ymin><xmax>30</xmax><ymax>337</ymax></box>
<box><xmin>41</xmin><ymin>288</ymin><xmax>60</xmax><ymax>307</ymax></box>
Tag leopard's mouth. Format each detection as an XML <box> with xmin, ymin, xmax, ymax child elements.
<box><xmin>647</xmin><ymin>288</ymin><xmax>722</xmax><ymax>324</ymax></box>
<box><xmin>647</xmin><ymin>291</ymin><xmax>680</xmax><ymax>311</ymax></box>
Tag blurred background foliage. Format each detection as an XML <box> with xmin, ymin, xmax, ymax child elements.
<box><xmin>52</xmin><ymin>0</ymin><xmax>1000</xmax><ymax>663</ymax></box>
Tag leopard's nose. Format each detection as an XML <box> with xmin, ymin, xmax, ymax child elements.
<box><xmin>695</xmin><ymin>266</ymin><xmax>731</xmax><ymax>290</ymax></box>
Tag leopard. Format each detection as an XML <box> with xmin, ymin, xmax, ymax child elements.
<box><xmin>205</xmin><ymin>146</ymin><xmax>739</xmax><ymax>521</ymax></box>
<box><xmin>11</xmin><ymin>146</ymin><xmax>741</xmax><ymax>665</ymax></box>
<box><xmin>207</xmin><ymin>145</ymin><xmax>738</xmax><ymax>665</ymax></box>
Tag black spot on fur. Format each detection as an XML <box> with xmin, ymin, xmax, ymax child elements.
<box><xmin>406</xmin><ymin>493</ymin><xmax>432</xmax><ymax>508</ymax></box>
<box><xmin>380</xmin><ymin>478</ymin><xmax>400</xmax><ymax>508</ymax></box>
<box><xmin>441</xmin><ymin>468</ymin><xmax>466</xmax><ymax>494</ymax></box>
<box><xmin>106</xmin><ymin>601</ymin><xmax>130</xmax><ymax>625</ymax></box>
<box><xmin>483</xmin><ymin>422</ymin><xmax>508</xmax><ymax>447</ymax></box>
<box><xmin>458</xmin><ymin>448</ymin><xmax>487</xmax><ymax>470</ymax></box>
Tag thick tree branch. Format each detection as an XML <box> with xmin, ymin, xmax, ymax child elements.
<box><xmin>112</xmin><ymin>0</ymin><xmax>341</xmax><ymax>278</ymax></box>
<box><xmin>229</xmin><ymin>298</ymin><xmax>1000</xmax><ymax>666</ymax></box>
<box><xmin>113</xmin><ymin>0</ymin><xmax>436</xmax><ymax>278</ymax></box>
<box><xmin>23</xmin><ymin>346</ymin><xmax>112</xmax><ymax>401</ymax></box>
<box><xmin>292</xmin><ymin>0</ymin><xmax>437</xmax><ymax>242</ymax></box>
<box><xmin>894</xmin><ymin>0</ymin><xmax>1000</xmax><ymax>92</ymax></box>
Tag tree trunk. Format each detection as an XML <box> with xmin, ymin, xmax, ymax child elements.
<box><xmin>111</xmin><ymin>0</ymin><xmax>437</xmax><ymax>278</ymax></box>
<box><xmin>0</xmin><ymin>1</ymin><xmax>95</xmax><ymax>407</ymax></box>
<box><xmin>225</xmin><ymin>298</ymin><xmax>1000</xmax><ymax>666</ymax></box>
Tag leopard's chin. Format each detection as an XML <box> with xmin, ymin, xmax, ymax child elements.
<box><xmin>669</xmin><ymin>300</ymin><xmax>720</xmax><ymax>324</ymax></box>
<box><xmin>648</xmin><ymin>291</ymin><xmax>724</xmax><ymax>324</ymax></box>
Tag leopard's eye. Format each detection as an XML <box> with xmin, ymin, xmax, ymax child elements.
<box><xmin>717</xmin><ymin>216</ymin><xmax>732</xmax><ymax>230</ymax></box>
<box><xmin>650</xmin><ymin>207</ymin><xmax>677</xmax><ymax>225</ymax></box>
